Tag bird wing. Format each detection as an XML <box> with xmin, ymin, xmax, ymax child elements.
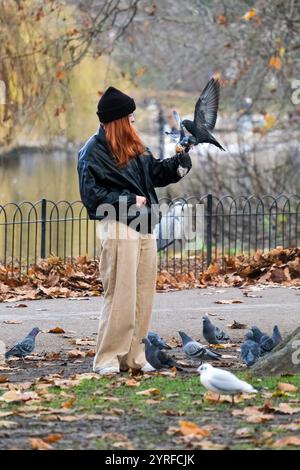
<box><xmin>157</xmin><ymin>350</ymin><xmax>171</xmax><ymax>366</ymax></box>
<box><xmin>173</xmin><ymin>110</ymin><xmax>186</xmax><ymax>141</ymax></box>
<box><xmin>208</xmin><ymin>369</ymin><xmax>244</xmax><ymax>392</ymax></box>
<box><xmin>185</xmin><ymin>341</ymin><xmax>204</xmax><ymax>358</ymax></box>
<box><xmin>193</xmin><ymin>78</ymin><xmax>220</xmax><ymax>131</ymax></box>
<box><xmin>18</xmin><ymin>338</ymin><xmax>34</xmax><ymax>354</ymax></box>
<box><xmin>215</xmin><ymin>327</ymin><xmax>229</xmax><ymax>341</ymax></box>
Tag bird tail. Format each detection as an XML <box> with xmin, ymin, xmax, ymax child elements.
<box><xmin>208</xmin><ymin>350</ymin><xmax>222</xmax><ymax>360</ymax></box>
<box><xmin>207</xmin><ymin>131</ymin><xmax>225</xmax><ymax>151</ymax></box>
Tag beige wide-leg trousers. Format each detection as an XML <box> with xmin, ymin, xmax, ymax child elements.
<box><xmin>94</xmin><ymin>219</ymin><xmax>157</xmax><ymax>371</ymax></box>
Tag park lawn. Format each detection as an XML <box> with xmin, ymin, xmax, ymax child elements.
<box><xmin>0</xmin><ymin>371</ymin><xmax>300</xmax><ymax>450</ymax></box>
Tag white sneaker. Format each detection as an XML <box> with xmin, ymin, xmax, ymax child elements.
<box><xmin>141</xmin><ymin>362</ymin><xmax>156</xmax><ymax>373</ymax></box>
<box><xmin>94</xmin><ymin>366</ymin><xmax>120</xmax><ymax>376</ymax></box>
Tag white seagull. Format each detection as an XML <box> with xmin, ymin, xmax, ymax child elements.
<box><xmin>197</xmin><ymin>363</ymin><xmax>257</xmax><ymax>405</ymax></box>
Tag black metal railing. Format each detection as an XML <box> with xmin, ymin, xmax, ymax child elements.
<box><xmin>0</xmin><ymin>195</ymin><xmax>299</xmax><ymax>277</ymax></box>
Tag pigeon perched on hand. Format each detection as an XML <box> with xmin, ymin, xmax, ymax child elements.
<box><xmin>141</xmin><ymin>338</ymin><xmax>183</xmax><ymax>371</ymax></box>
<box><xmin>5</xmin><ymin>327</ymin><xmax>40</xmax><ymax>359</ymax></box>
<box><xmin>181</xmin><ymin>78</ymin><xmax>225</xmax><ymax>151</ymax></box>
<box><xmin>198</xmin><ymin>363</ymin><xmax>257</xmax><ymax>404</ymax></box>
<box><xmin>271</xmin><ymin>325</ymin><xmax>282</xmax><ymax>347</ymax></box>
<box><xmin>240</xmin><ymin>332</ymin><xmax>260</xmax><ymax>367</ymax></box>
<box><xmin>148</xmin><ymin>332</ymin><xmax>171</xmax><ymax>350</ymax></box>
<box><xmin>178</xmin><ymin>331</ymin><xmax>221</xmax><ymax>361</ymax></box>
<box><xmin>202</xmin><ymin>316</ymin><xmax>230</xmax><ymax>344</ymax></box>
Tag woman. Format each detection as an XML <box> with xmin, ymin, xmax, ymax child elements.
<box><xmin>77</xmin><ymin>86</ymin><xmax>192</xmax><ymax>375</ymax></box>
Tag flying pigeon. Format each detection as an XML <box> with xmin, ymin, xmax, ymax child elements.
<box><xmin>141</xmin><ymin>338</ymin><xmax>183</xmax><ymax>371</ymax></box>
<box><xmin>240</xmin><ymin>332</ymin><xmax>261</xmax><ymax>367</ymax></box>
<box><xmin>148</xmin><ymin>332</ymin><xmax>171</xmax><ymax>350</ymax></box>
<box><xmin>271</xmin><ymin>325</ymin><xmax>282</xmax><ymax>347</ymax></box>
<box><xmin>181</xmin><ymin>78</ymin><xmax>225</xmax><ymax>151</ymax></box>
<box><xmin>202</xmin><ymin>316</ymin><xmax>230</xmax><ymax>345</ymax></box>
<box><xmin>178</xmin><ymin>331</ymin><xmax>221</xmax><ymax>361</ymax></box>
<box><xmin>197</xmin><ymin>363</ymin><xmax>257</xmax><ymax>404</ymax></box>
<box><xmin>5</xmin><ymin>327</ymin><xmax>40</xmax><ymax>360</ymax></box>
<box><xmin>251</xmin><ymin>326</ymin><xmax>266</xmax><ymax>343</ymax></box>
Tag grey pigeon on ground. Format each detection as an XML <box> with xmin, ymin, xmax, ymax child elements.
<box><xmin>259</xmin><ymin>334</ymin><xmax>275</xmax><ymax>355</ymax></box>
<box><xmin>181</xmin><ymin>78</ymin><xmax>225</xmax><ymax>151</ymax></box>
<box><xmin>240</xmin><ymin>332</ymin><xmax>260</xmax><ymax>367</ymax></box>
<box><xmin>148</xmin><ymin>332</ymin><xmax>171</xmax><ymax>350</ymax></box>
<box><xmin>141</xmin><ymin>338</ymin><xmax>183</xmax><ymax>371</ymax></box>
<box><xmin>202</xmin><ymin>316</ymin><xmax>230</xmax><ymax>344</ymax></box>
<box><xmin>178</xmin><ymin>331</ymin><xmax>221</xmax><ymax>361</ymax></box>
<box><xmin>271</xmin><ymin>325</ymin><xmax>282</xmax><ymax>347</ymax></box>
<box><xmin>5</xmin><ymin>327</ymin><xmax>40</xmax><ymax>359</ymax></box>
<box><xmin>251</xmin><ymin>326</ymin><xmax>266</xmax><ymax>343</ymax></box>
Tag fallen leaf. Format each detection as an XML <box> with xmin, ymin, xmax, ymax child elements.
<box><xmin>243</xmin><ymin>8</ymin><xmax>256</xmax><ymax>20</ymax></box>
<box><xmin>227</xmin><ymin>320</ymin><xmax>247</xmax><ymax>329</ymax></box>
<box><xmin>215</xmin><ymin>299</ymin><xmax>243</xmax><ymax>304</ymax></box>
<box><xmin>0</xmin><ymin>420</ymin><xmax>18</xmax><ymax>429</ymax></box>
<box><xmin>43</xmin><ymin>434</ymin><xmax>63</xmax><ymax>444</ymax></box>
<box><xmin>235</xmin><ymin>427</ymin><xmax>253</xmax><ymax>438</ymax></box>
<box><xmin>0</xmin><ymin>375</ymin><xmax>8</xmax><ymax>383</ymax></box>
<box><xmin>67</xmin><ymin>349</ymin><xmax>86</xmax><ymax>359</ymax></box>
<box><xmin>0</xmin><ymin>390</ymin><xmax>38</xmax><ymax>403</ymax></box>
<box><xmin>125</xmin><ymin>379</ymin><xmax>141</xmax><ymax>387</ymax></box>
<box><xmin>61</xmin><ymin>396</ymin><xmax>76</xmax><ymax>408</ymax></box>
<box><xmin>277</xmin><ymin>383</ymin><xmax>298</xmax><ymax>393</ymax></box>
<box><xmin>30</xmin><ymin>438</ymin><xmax>53</xmax><ymax>450</ymax></box>
<box><xmin>136</xmin><ymin>388</ymin><xmax>160</xmax><ymax>396</ymax></box>
<box><xmin>179</xmin><ymin>420</ymin><xmax>211</xmax><ymax>437</ymax></box>
<box><xmin>3</xmin><ymin>320</ymin><xmax>22</xmax><ymax>324</ymax></box>
<box><xmin>267</xmin><ymin>403</ymin><xmax>300</xmax><ymax>415</ymax></box>
<box><xmin>48</xmin><ymin>327</ymin><xmax>65</xmax><ymax>334</ymax></box>
<box><xmin>272</xmin><ymin>436</ymin><xmax>300</xmax><ymax>448</ymax></box>
<box><xmin>268</xmin><ymin>56</ymin><xmax>282</xmax><ymax>70</ymax></box>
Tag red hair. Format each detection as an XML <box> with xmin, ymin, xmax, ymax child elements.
<box><xmin>102</xmin><ymin>116</ymin><xmax>146</xmax><ymax>167</ymax></box>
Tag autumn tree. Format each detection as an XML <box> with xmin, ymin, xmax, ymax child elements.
<box><xmin>0</xmin><ymin>0</ymin><xmax>140</xmax><ymax>145</ymax></box>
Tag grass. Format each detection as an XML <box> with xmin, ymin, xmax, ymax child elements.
<box><xmin>0</xmin><ymin>372</ymin><xmax>299</xmax><ymax>449</ymax></box>
<box><xmin>38</xmin><ymin>372</ymin><xmax>300</xmax><ymax>416</ymax></box>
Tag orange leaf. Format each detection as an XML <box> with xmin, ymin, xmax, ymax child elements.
<box><xmin>48</xmin><ymin>327</ymin><xmax>65</xmax><ymax>334</ymax></box>
<box><xmin>243</xmin><ymin>8</ymin><xmax>256</xmax><ymax>21</ymax></box>
<box><xmin>44</xmin><ymin>434</ymin><xmax>63</xmax><ymax>444</ymax></box>
<box><xmin>56</xmin><ymin>70</ymin><xmax>65</xmax><ymax>81</ymax></box>
<box><xmin>30</xmin><ymin>438</ymin><xmax>53</xmax><ymax>450</ymax></box>
<box><xmin>125</xmin><ymin>378</ymin><xmax>140</xmax><ymax>387</ymax></box>
<box><xmin>277</xmin><ymin>382</ymin><xmax>298</xmax><ymax>393</ymax></box>
<box><xmin>136</xmin><ymin>388</ymin><xmax>160</xmax><ymax>396</ymax></box>
<box><xmin>217</xmin><ymin>14</ymin><xmax>227</xmax><ymax>25</ymax></box>
<box><xmin>268</xmin><ymin>56</ymin><xmax>282</xmax><ymax>70</ymax></box>
<box><xmin>67</xmin><ymin>349</ymin><xmax>86</xmax><ymax>358</ymax></box>
<box><xmin>179</xmin><ymin>420</ymin><xmax>211</xmax><ymax>437</ymax></box>
<box><xmin>272</xmin><ymin>436</ymin><xmax>300</xmax><ymax>448</ymax></box>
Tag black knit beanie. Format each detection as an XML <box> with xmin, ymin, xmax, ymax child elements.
<box><xmin>96</xmin><ymin>86</ymin><xmax>136</xmax><ymax>123</ymax></box>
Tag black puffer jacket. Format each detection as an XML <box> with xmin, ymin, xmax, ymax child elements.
<box><xmin>77</xmin><ymin>126</ymin><xmax>192</xmax><ymax>233</ymax></box>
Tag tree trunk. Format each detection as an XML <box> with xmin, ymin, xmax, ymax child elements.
<box><xmin>250</xmin><ymin>326</ymin><xmax>300</xmax><ymax>376</ymax></box>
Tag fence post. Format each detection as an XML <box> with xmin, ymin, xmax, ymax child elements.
<box><xmin>206</xmin><ymin>194</ymin><xmax>213</xmax><ymax>267</ymax></box>
<box><xmin>41</xmin><ymin>198</ymin><xmax>47</xmax><ymax>259</ymax></box>
<box><xmin>158</xmin><ymin>106</ymin><xmax>165</xmax><ymax>161</ymax></box>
